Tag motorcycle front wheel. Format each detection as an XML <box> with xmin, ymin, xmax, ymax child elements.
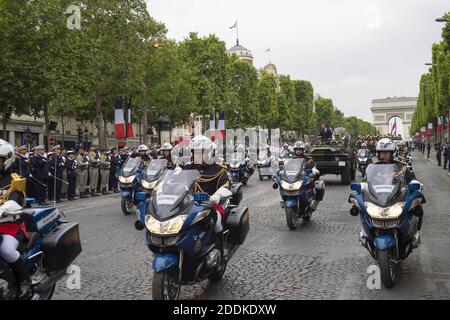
<box><xmin>377</xmin><ymin>249</ymin><xmax>398</xmax><ymax>289</ymax></box>
<box><xmin>152</xmin><ymin>268</ymin><xmax>181</xmax><ymax>300</ymax></box>
<box><xmin>121</xmin><ymin>197</ymin><xmax>133</xmax><ymax>215</ymax></box>
<box><xmin>36</xmin><ymin>284</ymin><xmax>56</xmax><ymax>300</ymax></box>
<box><xmin>285</xmin><ymin>207</ymin><xmax>299</xmax><ymax>230</ymax></box>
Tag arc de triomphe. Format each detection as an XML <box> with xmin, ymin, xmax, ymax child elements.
<box><xmin>371</xmin><ymin>97</ymin><xmax>417</xmax><ymax>140</ymax></box>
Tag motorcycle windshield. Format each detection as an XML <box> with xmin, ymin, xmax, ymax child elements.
<box><xmin>366</xmin><ymin>164</ymin><xmax>403</xmax><ymax>206</ymax></box>
<box><xmin>152</xmin><ymin>169</ymin><xmax>199</xmax><ymax>220</ymax></box>
<box><xmin>282</xmin><ymin>158</ymin><xmax>305</xmax><ymax>183</ymax></box>
<box><xmin>357</xmin><ymin>149</ymin><xmax>369</xmax><ymax>158</ymax></box>
<box><xmin>121</xmin><ymin>157</ymin><xmax>141</xmax><ymax>177</ymax></box>
<box><xmin>144</xmin><ymin>159</ymin><xmax>167</xmax><ymax>182</ymax></box>
<box><xmin>230</xmin><ymin>152</ymin><xmax>245</xmax><ymax>165</ymax></box>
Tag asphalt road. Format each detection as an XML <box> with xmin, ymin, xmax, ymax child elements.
<box><xmin>53</xmin><ymin>152</ymin><xmax>450</xmax><ymax>300</ymax></box>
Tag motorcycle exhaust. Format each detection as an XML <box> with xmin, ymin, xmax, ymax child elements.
<box><xmin>34</xmin><ymin>269</ymin><xmax>67</xmax><ymax>294</ymax></box>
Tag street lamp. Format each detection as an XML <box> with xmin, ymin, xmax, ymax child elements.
<box><xmin>425</xmin><ymin>63</ymin><xmax>432</xmax><ymax>66</ymax></box>
<box><xmin>435</xmin><ymin>17</ymin><xmax>449</xmax><ymax>22</ymax></box>
<box><xmin>157</xmin><ymin>116</ymin><xmax>171</xmax><ymax>145</ymax></box>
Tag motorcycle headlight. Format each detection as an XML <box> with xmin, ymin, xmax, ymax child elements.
<box><xmin>366</xmin><ymin>202</ymin><xmax>404</xmax><ymax>219</ymax></box>
<box><xmin>362</xmin><ymin>158</ymin><xmax>368</xmax><ymax>162</ymax></box>
<box><xmin>280</xmin><ymin>180</ymin><xmax>302</xmax><ymax>191</ymax></box>
<box><xmin>230</xmin><ymin>163</ymin><xmax>240</xmax><ymax>169</ymax></box>
<box><xmin>145</xmin><ymin>214</ymin><xmax>188</xmax><ymax>235</ymax></box>
<box><xmin>119</xmin><ymin>175</ymin><xmax>136</xmax><ymax>184</ymax></box>
<box><xmin>141</xmin><ymin>179</ymin><xmax>158</xmax><ymax>190</ymax></box>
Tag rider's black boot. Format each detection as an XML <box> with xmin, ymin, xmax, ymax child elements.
<box><xmin>10</xmin><ymin>257</ymin><xmax>32</xmax><ymax>300</ymax></box>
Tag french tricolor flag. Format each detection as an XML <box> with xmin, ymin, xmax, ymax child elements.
<box><xmin>218</xmin><ymin>111</ymin><xmax>225</xmax><ymax>141</ymax></box>
<box><xmin>209</xmin><ymin>113</ymin><xmax>216</xmax><ymax>141</ymax></box>
<box><xmin>115</xmin><ymin>97</ymin><xmax>125</xmax><ymax>139</ymax></box>
<box><xmin>427</xmin><ymin>122</ymin><xmax>433</xmax><ymax>135</ymax></box>
<box><xmin>438</xmin><ymin>116</ymin><xmax>443</xmax><ymax>133</ymax></box>
<box><xmin>115</xmin><ymin>97</ymin><xmax>134</xmax><ymax>139</ymax></box>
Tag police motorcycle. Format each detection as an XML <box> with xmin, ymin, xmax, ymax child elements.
<box><xmin>278</xmin><ymin>148</ymin><xmax>291</xmax><ymax>169</ymax></box>
<box><xmin>227</xmin><ymin>152</ymin><xmax>252</xmax><ymax>185</ymax></box>
<box><xmin>348</xmin><ymin>164</ymin><xmax>425</xmax><ymax>288</ymax></box>
<box><xmin>356</xmin><ymin>149</ymin><xmax>372</xmax><ymax>177</ymax></box>
<box><xmin>273</xmin><ymin>158</ymin><xmax>325</xmax><ymax>230</ymax></box>
<box><xmin>0</xmin><ymin>199</ymin><xmax>81</xmax><ymax>300</ymax></box>
<box><xmin>136</xmin><ymin>159</ymin><xmax>168</xmax><ymax>222</ymax></box>
<box><xmin>134</xmin><ymin>168</ymin><xmax>249</xmax><ymax>300</ymax></box>
<box><xmin>118</xmin><ymin>157</ymin><xmax>144</xmax><ymax>215</ymax></box>
<box><xmin>257</xmin><ymin>149</ymin><xmax>274</xmax><ymax>181</ymax></box>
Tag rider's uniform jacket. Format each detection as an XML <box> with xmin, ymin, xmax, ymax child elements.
<box><xmin>373</xmin><ymin>159</ymin><xmax>416</xmax><ymax>184</ymax></box>
<box><xmin>0</xmin><ymin>168</ymin><xmax>27</xmax><ymax>240</ymax></box>
<box><xmin>182</xmin><ymin>163</ymin><xmax>230</xmax><ymax>196</ymax></box>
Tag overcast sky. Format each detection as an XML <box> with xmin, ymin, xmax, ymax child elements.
<box><xmin>147</xmin><ymin>0</ymin><xmax>448</xmax><ymax>123</ymax></box>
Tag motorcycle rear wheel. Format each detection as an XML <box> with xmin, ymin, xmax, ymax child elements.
<box><xmin>152</xmin><ymin>269</ymin><xmax>181</xmax><ymax>300</ymax></box>
<box><xmin>285</xmin><ymin>207</ymin><xmax>299</xmax><ymax>230</ymax></box>
<box><xmin>377</xmin><ymin>249</ymin><xmax>398</xmax><ymax>289</ymax></box>
<box><xmin>121</xmin><ymin>197</ymin><xmax>133</xmax><ymax>215</ymax></box>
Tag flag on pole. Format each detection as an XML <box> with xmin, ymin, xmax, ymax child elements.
<box><xmin>265</xmin><ymin>48</ymin><xmax>271</xmax><ymax>53</ymax></box>
<box><xmin>229</xmin><ymin>20</ymin><xmax>237</xmax><ymax>29</ymax></box>
<box><xmin>427</xmin><ymin>122</ymin><xmax>433</xmax><ymax>135</ymax></box>
<box><xmin>218</xmin><ymin>111</ymin><xmax>225</xmax><ymax>140</ymax></box>
<box><xmin>209</xmin><ymin>113</ymin><xmax>216</xmax><ymax>141</ymax></box>
<box><xmin>390</xmin><ymin>118</ymin><xmax>397</xmax><ymax>136</ymax></box>
<box><xmin>114</xmin><ymin>97</ymin><xmax>125</xmax><ymax>139</ymax></box>
<box><xmin>127</xmin><ymin>108</ymin><xmax>135</xmax><ymax>138</ymax></box>
<box><xmin>438</xmin><ymin>116</ymin><xmax>443</xmax><ymax>133</ymax></box>
<box><xmin>420</xmin><ymin>127</ymin><xmax>426</xmax><ymax>137</ymax></box>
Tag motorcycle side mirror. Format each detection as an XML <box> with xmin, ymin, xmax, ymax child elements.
<box><xmin>272</xmin><ymin>183</ymin><xmax>278</xmax><ymax>190</ymax></box>
<box><xmin>351</xmin><ymin>183</ymin><xmax>361</xmax><ymax>192</ymax></box>
<box><xmin>135</xmin><ymin>220</ymin><xmax>145</xmax><ymax>231</ymax></box>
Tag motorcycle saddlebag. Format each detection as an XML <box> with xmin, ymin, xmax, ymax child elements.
<box><xmin>225</xmin><ymin>207</ymin><xmax>249</xmax><ymax>245</ymax></box>
<box><xmin>41</xmin><ymin>222</ymin><xmax>82</xmax><ymax>271</ymax></box>
<box><xmin>314</xmin><ymin>180</ymin><xmax>325</xmax><ymax>201</ymax></box>
<box><xmin>229</xmin><ymin>182</ymin><xmax>243</xmax><ymax>206</ymax></box>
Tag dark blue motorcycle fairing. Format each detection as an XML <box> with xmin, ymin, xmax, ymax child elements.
<box><xmin>121</xmin><ymin>190</ymin><xmax>132</xmax><ymax>198</ymax></box>
<box><xmin>177</xmin><ymin>224</ymin><xmax>210</xmax><ymax>257</ymax></box>
<box><xmin>373</xmin><ymin>234</ymin><xmax>396</xmax><ymax>251</ymax></box>
<box><xmin>353</xmin><ymin>191</ymin><xmax>373</xmax><ymax>236</ymax></box>
<box><xmin>183</xmin><ymin>204</ymin><xmax>207</xmax><ymax>229</ymax></box>
<box><xmin>284</xmin><ymin>198</ymin><xmax>298</xmax><ymax>208</ymax></box>
<box><xmin>152</xmin><ymin>253</ymin><xmax>179</xmax><ymax>273</ymax></box>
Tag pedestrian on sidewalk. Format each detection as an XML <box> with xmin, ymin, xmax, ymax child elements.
<box><xmin>427</xmin><ymin>140</ymin><xmax>431</xmax><ymax>158</ymax></box>
<box><xmin>444</xmin><ymin>140</ymin><xmax>450</xmax><ymax>171</ymax></box>
<box><xmin>435</xmin><ymin>141</ymin><xmax>442</xmax><ymax>166</ymax></box>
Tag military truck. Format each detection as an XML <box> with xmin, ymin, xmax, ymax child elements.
<box><xmin>306</xmin><ymin>127</ymin><xmax>356</xmax><ymax>185</ymax></box>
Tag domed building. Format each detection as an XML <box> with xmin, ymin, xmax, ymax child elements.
<box><xmin>228</xmin><ymin>40</ymin><xmax>254</xmax><ymax>65</ymax></box>
<box><xmin>262</xmin><ymin>63</ymin><xmax>278</xmax><ymax>76</ymax></box>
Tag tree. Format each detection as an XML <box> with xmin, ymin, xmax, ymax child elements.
<box><xmin>256</xmin><ymin>71</ymin><xmax>278</xmax><ymax>129</ymax></box>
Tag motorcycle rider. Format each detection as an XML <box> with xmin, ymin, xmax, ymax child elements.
<box><xmin>290</xmin><ymin>141</ymin><xmax>315</xmax><ymax>169</ymax></box>
<box><xmin>0</xmin><ymin>139</ymin><xmax>31</xmax><ymax>299</ymax></box>
<box><xmin>373</xmin><ymin>138</ymin><xmax>416</xmax><ymax>184</ymax></box>
<box><xmin>131</xmin><ymin>145</ymin><xmax>152</xmax><ymax>167</ymax></box>
<box><xmin>158</xmin><ymin>143</ymin><xmax>176</xmax><ymax>169</ymax></box>
<box><xmin>182</xmin><ymin>135</ymin><xmax>231</xmax><ymax>233</ymax></box>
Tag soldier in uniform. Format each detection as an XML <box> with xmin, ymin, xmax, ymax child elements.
<box><xmin>108</xmin><ymin>147</ymin><xmax>120</xmax><ymax>193</ymax></box>
<box><xmin>47</xmin><ymin>145</ymin><xmax>64</xmax><ymax>203</ymax></box>
<box><xmin>12</xmin><ymin>145</ymin><xmax>32</xmax><ymax>195</ymax></box>
<box><xmin>65</xmin><ymin>150</ymin><xmax>77</xmax><ymax>201</ymax></box>
<box><xmin>60</xmin><ymin>148</ymin><xmax>68</xmax><ymax>199</ymax></box>
<box><xmin>88</xmin><ymin>147</ymin><xmax>100</xmax><ymax>197</ymax></box>
<box><xmin>76</xmin><ymin>147</ymin><xmax>90</xmax><ymax>198</ymax></box>
<box><xmin>30</xmin><ymin>145</ymin><xmax>48</xmax><ymax>205</ymax></box>
<box><xmin>99</xmin><ymin>149</ymin><xmax>111</xmax><ymax>195</ymax></box>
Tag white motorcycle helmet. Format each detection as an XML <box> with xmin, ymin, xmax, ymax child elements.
<box><xmin>160</xmin><ymin>143</ymin><xmax>173</xmax><ymax>152</ymax></box>
<box><xmin>0</xmin><ymin>139</ymin><xmax>15</xmax><ymax>174</ymax></box>
<box><xmin>190</xmin><ymin>135</ymin><xmax>216</xmax><ymax>165</ymax></box>
<box><xmin>137</xmin><ymin>144</ymin><xmax>149</xmax><ymax>152</ymax></box>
